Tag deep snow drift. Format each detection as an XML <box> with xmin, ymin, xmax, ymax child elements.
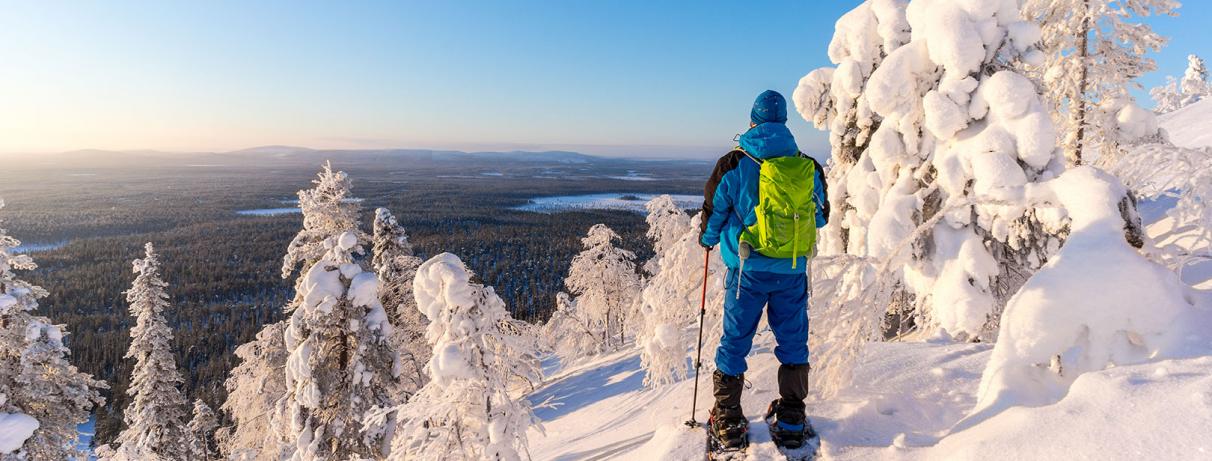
<box><xmin>1159</xmin><ymin>98</ymin><xmax>1212</xmax><ymax>150</ymax></box>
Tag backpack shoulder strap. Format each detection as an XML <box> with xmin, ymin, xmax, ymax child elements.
<box><xmin>735</xmin><ymin>147</ymin><xmax>762</xmax><ymax>165</ymax></box>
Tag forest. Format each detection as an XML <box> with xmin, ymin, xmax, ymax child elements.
<box><xmin>3</xmin><ymin>148</ymin><xmax>708</xmax><ymax>445</ymax></box>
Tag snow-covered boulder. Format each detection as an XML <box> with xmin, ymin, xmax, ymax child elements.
<box><xmin>966</xmin><ymin>167</ymin><xmax>1211</xmax><ymax>426</ymax></box>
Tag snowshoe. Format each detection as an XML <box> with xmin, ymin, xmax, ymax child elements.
<box><xmin>705</xmin><ymin>409</ymin><xmax>749</xmax><ymax>460</ymax></box>
<box><xmin>764</xmin><ymin>399</ymin><xmax>820</xmax><ymax>461</ymax></box>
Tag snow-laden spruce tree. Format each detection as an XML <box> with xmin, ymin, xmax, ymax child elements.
<box><xmin>809</xmin><ymin>0</ymin><xmax>1069</xmax><ymax>345</ymax></box>
<box><xmin>1022</xmin><ymin>0</ymin><xmax>1178</xmax><ymax>164</ymax></box>
<box><xmin>371</xmin><ymin>207</ymin><xmax>429</xmax><ymax>394</ymax></box>
<box><xmin>0</xmin><ymin>199</ymin><xmax>105</xmax><ymax>460</ymax></box>
<box><xmin>219</xmin><ymin>321</ymin><xmax>288</xmax><ymax>461</ymax></box>
<box><xmin>186</xmin><ymin>399</ymin><xmax>219</xmax><ymax>461</ymax></box>
<box><xmin>106</xmin><ymin>243</ymin><xmax>190</xmax><ymax>461</ymax></box>
<box><xmin>275</xmin><ymin>163</ymin><xmax>400</xmax><ymax>460</ymax></box>
<box><xmin>559</xmin><ymin>224</ymin><xmax>640</xmax><ymax>352</ymax></box>
<box><xmin>1157</xmin><ymin>53</ymin><xmax>1212</xmax><ymax>112</ymax></box>
<box><xmin>794</xmin><ymin>0</ymin><xmax>910</xmax><ymax>257</ymax></box>
<box><xmin>636</xmin><ymin>213</ymin><xmax>727</xmax><ymax>387</ymax></box>
<box><xmin>379</xmin><ymin>253</ymin><xmax>541</xmax><ymax>461</ymax></box>
<box><xmin>642</xmin><ymin>195</ymin><xmax>692</xmax><ymax>276</ymax></box>
<box><xmin>1180</xmin><ymin>53</ymin><xmax>1210</xmax><ymax>105</ymax></box>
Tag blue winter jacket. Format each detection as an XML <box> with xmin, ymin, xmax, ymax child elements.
<box><xmin>699</xmin><ymin>122</ymin><xmax>829</xmax><ymax>274</ymax></box>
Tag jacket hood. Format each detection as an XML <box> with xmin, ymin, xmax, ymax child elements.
<box><xmin>739</xmin><ymin>122</ymin><xmax>799</xmax><ymax>159</ymax></box>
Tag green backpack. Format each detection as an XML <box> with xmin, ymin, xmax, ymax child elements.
<box><xmin>738</xmin><ymin>152</ymin><xmax>817</xmax><ymax>269</ymax></box>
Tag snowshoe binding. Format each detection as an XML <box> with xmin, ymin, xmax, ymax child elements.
<box><xmin>765</xmin><ymin>399</ymin><xmax>819</xmax><ymax>461</ymax></box>
<box><xmin>705</xmin><ymin>408</ymin><xmax>749</xmax><ymax>460</ymax></box>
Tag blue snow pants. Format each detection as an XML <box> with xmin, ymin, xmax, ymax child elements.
<box><xmin>714</xmin><ymin>268</ymin><xmax>809</xmax><ymax>377</ymax></box>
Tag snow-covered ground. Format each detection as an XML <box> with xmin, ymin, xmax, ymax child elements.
<box><xmin>514</xmin><ymin>194</ymin><xmax>700</xmax><ymax>214</ymax></box>
<box><xmin>1159</xmin><ymin>98</ymin><xmax>1212</xmax><ymax>150</ymax></box>
<box><xmin>528</xmin><ymin>319</ymin><xmax>1212</xmax><ymax>460</ymax></box>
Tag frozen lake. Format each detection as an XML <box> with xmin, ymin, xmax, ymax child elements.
<box><xmin>513</xmin><ymin>193</ymin><xmax>700</xmax><ymax>214</ymax></box>
<box><xmin>236</xmin><ymin>207</ymin><xmax>302</xmax><ymax>216</ymax></box>
<box><xmin>13</xmin><ymin>241</ymin><xmax>67</xmax><ymax>253</ymax></box>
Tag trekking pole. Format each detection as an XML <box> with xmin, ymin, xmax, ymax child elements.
<box><xmin>684</xmin><ymin>247</ymin><xmax>713</xmax><ymax>428</ymax></box>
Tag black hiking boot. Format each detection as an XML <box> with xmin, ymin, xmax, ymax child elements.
<box><xmin>766</xmin><ymin>364</ymin><xmax>816</xmax><ymax>449</ymax></box>
<box><xmin>708</xmin><ymin>371</ymin><xmax>749</xmax><ymax>451</ymax></box>
<box><xmin>765</xmin><ymin>398</ymin><xmax>814</xmax><ymax>449</ymax></box>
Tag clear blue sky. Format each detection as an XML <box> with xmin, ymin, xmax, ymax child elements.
<box><xmin>1</xmin><ymin>1</ymin><xmax>1207</xmax><ymax>159</ymax></box>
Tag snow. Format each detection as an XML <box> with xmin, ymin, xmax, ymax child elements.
<box><xmin>528</xmin><ymin>322</ymin><xmax>1212</xmax><ymax>460</ymax></box>
<box><xmin>932</xmin><ymin>357</ymin><xmax>1212</xmax><ymax>460</ymax></box>
<box><xmin>969</xmin><ymin>167</ymin><xmax>1212</xmax><ymax>425</ymax></box>
<box><xmin>514</xmin><ymin>194</ymin><xmax>700</xmax><ymax>214</ymax></box>
<box><xmin>1158</xmin><ymin>98</ymin><xmax>1212</xmax><ymax>149</ymax></box>
<box><xmin>0</xmin><ymin>412</ymin><xmax>39</xmax><ymax>454</ymax></box>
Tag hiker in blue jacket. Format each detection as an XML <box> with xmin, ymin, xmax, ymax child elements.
<box><xmin>699</xmin><ymin>90</ymin><xmax>829</xmax><ymax>451</ymax></box>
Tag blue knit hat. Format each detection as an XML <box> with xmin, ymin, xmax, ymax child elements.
<box><xmin>750</xmin><ymin>90</ymin><xmax>788</xmax><ymax>125</ymax></box>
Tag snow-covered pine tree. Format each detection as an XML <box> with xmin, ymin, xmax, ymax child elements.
<box><xmin>793</xmin><ymin>0</ymin><xmax>910</xmax><ymax>257</ymax></box>
<box><xmin>1150</xmin><ymin>76</ymin><xmax>1184</xmax><ymax>113</ymax></box>
<box><xmin>106</xmin><ymin>243</ymin><xmax>190</xmax><ymax>461</ymax></box>
<box><xmin>562</xmin><ymin>224</ymin><xmax>640</xmax><ymax>351</ymax></box>
<box><xmin>1023</xmin><ymin>0</ymin><xmax>1178</xmax><ymax>164</ymax></box>
<box><xmin>186</xmin><ymin>399</ymin><xmax>219</xmax><ymax>461</ymax></box>
<box><xmin>218</xmin><ymin>321</ymin><xmax>288</xmax><ymax>461</ymax></box>
<box><xmin>1180</xmin><ymin>53</ymin><xmax>1210</xmax><ymax>106</ymax></box>
<box><xmin>636</xmin><ymin>213</ymin><xmax>726</xmax><ymax>387</ymax></box>
<box><xmin>642</xmin><ymin>195</ymin><xmax>692</xmax><ymax>276</ymax></box>
<box><xmin>275</xmin><ymin>163</ymin><xmax>400</xmax><ymax>460</ymax></box>
<box><xmin>0</xmin><ymin>199</ymin><xmax>105</xmax><ymax>460</ymax></box>
<box><xmin>371</xmin><ymin>207</ymin><xmax>429</xmax><ymax>394</ymax></box>
<box><xmin>380</xmin><ymin>253</ymin><xmax>541</xmax><ymax>461</ymax></box>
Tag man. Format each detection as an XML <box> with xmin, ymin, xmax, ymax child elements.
<box><xmin>699</xmin><ymin>90</ymin><xmax>829</xmax><ymax>451</ymax></box>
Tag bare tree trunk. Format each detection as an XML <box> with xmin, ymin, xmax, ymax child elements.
<box><xmin>1069</xmin><ymin>0</ymin><xmax>1091</xmax><ymax>166</ymax></box>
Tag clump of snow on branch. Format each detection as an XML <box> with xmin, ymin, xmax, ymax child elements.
<box><xmin>0</xmin><ymin>411</ymin><xmax>38</xmax><ymax>455</ymax></box>
<box><xmin>380</xmin><ymin>253</ymin><xmax>541</xmax><ymax>461</ymax></box>
<box><xmin>966</xmin><ymin>167</ymin><xmax>1209</xmax><ymax>426</ymax></box>
<box><xmin>793</xmin><ymin>0</ymin><xmax>909</xmax><ymax>258</ymax></box>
